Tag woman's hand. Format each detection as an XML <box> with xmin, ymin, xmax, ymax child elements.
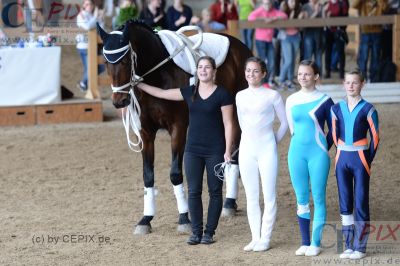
<box><xmin>224</xmin><ymin>151</ymin><xmax>232</xmax><ymax>163</ymax></box>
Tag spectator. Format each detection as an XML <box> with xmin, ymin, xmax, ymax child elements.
<box><xmin>210</xmin><ymin>0</ymin><xmax>239</xmax><ymax>27</ymax></box>
<box><xmin>380</xmin><ymin>0</ymin><xmax>398</xmax><ymax>61</ymax></box>
<box><xmin>190</xmin><ymin>8</ymin><xmax>226</xmax><ymax>32</ymax></box>
<box><xmin>248</xmin><ymin>0</ymin><xmax>287</xmax><ymax>88</ymax></box>
<box><xmin>76</xmin><ymin>0</ymin><xmax>105</xmax><ymax>92</ymax></box>
<box><xmin>166</xmin><ymin>0</ymin><xmax>193</xmax><ymax>31</ymax></box>
<box><xmin>323</xmin><ymin>0</ymin><xmax>349</xmax><ymax>79</ymax></box>
<box><xmin>277</xmin><ymin>0</ymin><xmax>303</xmax><ymax>91</ymax></box>
<box><xmin>352</xmin><ymin>0</ymin><xmax>388</xmax><ymax>82</ymax></box>
<box><xmin>113</xmin><ymin>0</ymin><xmax>138</xmax><ymax>29</ymax></box>
<box><xmin>139</xmin><ymin>0</ymin><xmax>166</xmax><ymax>29</ymax></box>
<box><xmin>301</xmin><ymin>0</ymin><xmax>325</xmax><ymax>77</ymax></box>
<box><xmin>234</xmin><ymin>0</ymin><xmax>256</xmax><ymax>49</ymax></box>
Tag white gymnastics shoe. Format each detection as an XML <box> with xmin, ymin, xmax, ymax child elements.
<box><xmin>295</xmin><ymin>245</ymin><xmax>309</xmax><ymax>256</ymax></box>
<box><xmin>349</xmin><ymin>251</ymin><xmax>366</xmax><ymax>259</ymax></box>
<box><xmin>252</xmin><ymin>241</ymin><xmax>270</xmax><ymax>252</ymax></box>
<box><xmin>305</xmin><ymin>246</ymin><xmax>321</xmax><ymax>256</ymax></box>
<box><xmin>339</xmin><ymin>249</ymin><xmax>354</xmax><ymax>259</ymax></box>
<box><xmin>243</xmin><ymin>241</ymin><xmax>257</xmax><ymax>251</ymax></box>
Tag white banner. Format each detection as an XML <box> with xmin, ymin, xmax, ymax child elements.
<box><xmin>0</xmin><ymin>46</ymin><xmax>61</xmax><ymax>106</ymax></box>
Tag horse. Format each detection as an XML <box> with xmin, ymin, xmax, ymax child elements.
<box><xmin>97</xmin><ymin>20</ymin><xmax>253</xmax><ymax>235</ymax></box>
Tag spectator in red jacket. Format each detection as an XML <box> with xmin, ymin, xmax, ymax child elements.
<box><xmin>210</xmin><ymin>0</ymin><xmax>239</xmax><ymax>27</ymax></box>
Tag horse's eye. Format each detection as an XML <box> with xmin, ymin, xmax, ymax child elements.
<box><xmin>121</xmin><ymin>57</ymin><xmax>130</xmax><ymax>65</ymax></box>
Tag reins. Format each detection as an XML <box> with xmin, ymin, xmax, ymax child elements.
<box><xmin>103</xmin><ymin>26</ymin><xmax>203</xmax><ymax>152</ymax></box>
<box><xmin>214</xmin><ymin>148</ymin><xmax>240</xmax><ymax>181</ymax></box>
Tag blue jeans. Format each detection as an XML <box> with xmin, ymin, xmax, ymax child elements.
<box><xmin>279</xmin><ymin>33</ymin><xmax>300</xmax><ymax>83</ymax></box>
<box><xmin>325</xmin><ymin>29</ymin><xmax>346</xmax><ymax>78</ymax></box>
<box><xmin>256</xmin><ymin>40</ymin><xmax>275</xmax><ymax>82</ymax></box>
<box><xmin>357</xmin><ymin>33</ymin><xmax>381</xmax><ymax>82</ymax></box>
<box><xmin>241</xmin><ymin>28</ymin><xmax>254</xmax><ymax>50</ymax></box>
<box><xmin>78</xmin><ymin>48</ymin><xmax>106</xmax><ymax>87</ymax></box>
<box><xmin>184</xmin><ymin>152</ymin><xmax>223</xmax><ymax>237</ymax></box>
<box><xmin>303</xmin><ymin>30</ymin><xmax>323</xmax><ymax>76</ymax></box>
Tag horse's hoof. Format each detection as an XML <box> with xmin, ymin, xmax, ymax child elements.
<box><xmin>221</xmin><ymin>207</ymin><xmax>236</xmax><ymax>218</ymax></box>
<box><xmin>134</xmin><ymin>225</ymin><xmax>152</xmax><ymax>235</ymax></box>
<box><xmin>177</xmin><ymin>223</ymin><xmax>192</xmax><ymax>234</ymax></box>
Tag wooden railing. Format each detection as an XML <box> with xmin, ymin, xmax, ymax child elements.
<box><xmin>86</xmin><ymin>30</ymin><xmax>108</xmax><ymax>99</ymax></box>
<box><xmin>86</xmin><ymin>14</ymin><xmax>400</xmax><ymax>99</ymax></box>
<box><xmin>226</xmin><ymin>14</ymin><xmax>400</xmax><ymax>81</ymax></box>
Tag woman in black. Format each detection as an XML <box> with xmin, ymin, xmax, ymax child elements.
<box><xmin>137</xmin><ymin>56</ymin><xmax>234</xmax><ymax>245</ymax></box>
<box><xmin>139</xmin><ymin>0</ymin><xmax>166</xmax><ymax>29</ymax></box>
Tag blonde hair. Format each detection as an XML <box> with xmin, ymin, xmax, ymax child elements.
<box><xmin>345</xmin><ymin>68</ymin><xmax>365</xmax><ymax>82</ymax></box>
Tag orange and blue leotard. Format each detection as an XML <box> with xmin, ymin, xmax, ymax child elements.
<box><xmin>331</xmin><ymin>98</ymin><xmax>379</xmax><ymax>253</ymax></box>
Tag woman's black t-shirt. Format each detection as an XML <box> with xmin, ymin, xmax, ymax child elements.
<box><xmin>180</xmin><ymin>85</ymin><xmax>234</xmax><ymax>156</ymax></box>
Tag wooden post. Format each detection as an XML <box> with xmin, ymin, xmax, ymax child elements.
<box><xmin>86</xmin><ymin>29</ymin><xmax>100</xmax><ymax>100</ymax></box>
<box><xmin>226</xmin><ymin>20</ymin><xmax>239</xmax><ymax>39</ymax></box>
<box><xmin>393</xmin><ymin>15</ymin><xmax>400</xmax><ymax>81</ymax></box>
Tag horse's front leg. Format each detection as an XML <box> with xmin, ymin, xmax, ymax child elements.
<box><xmin>134</xmin><ymin>130</ymin><xmax>156</xmax><ymax>235</ymax></box>
<box><xmin>170</xmin><ymin>125</ymin><xmax>191</xmax><ymax>234</ymax></box>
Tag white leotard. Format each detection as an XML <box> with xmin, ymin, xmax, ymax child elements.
<box><xmin>236</xmin><ymin>87</ymin><xmax>288</xmax><ymax>246</ymax></box>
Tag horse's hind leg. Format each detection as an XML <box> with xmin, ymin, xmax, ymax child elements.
<box><xmin>134</xmin><ymin>131</ymin><xmax>156</xmax><ymax>235</ymax></box>
<box><xmin>170</xmin><ymin>126</ymin><xmax>191</xmax><ymax>234</ymax></box>
<box><xmin>222</xmin><ymin>135</ymin><xmax>240</xmax><ymax>218</ymax></box>
<box><xmin>222</xmin><ymin>164</ymin><xmax>240</xmax><ymax>218</ymax></box>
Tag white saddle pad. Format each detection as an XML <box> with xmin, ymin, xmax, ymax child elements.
<box><xmin>157</xmin><ymin>30</ymin><xmax>230</xmax><ymax>76</ymax></box>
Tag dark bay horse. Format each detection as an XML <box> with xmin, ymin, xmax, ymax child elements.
<box><xmin>98</xmin><ymin>20</ymin><xmax>252</xmax><ymax>235</ymax></box>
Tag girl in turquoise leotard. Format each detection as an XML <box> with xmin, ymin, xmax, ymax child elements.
<box><xmin>285</xmin><ymin>60</ymin><xmax>334</xmax><ymax>256</ymax></box>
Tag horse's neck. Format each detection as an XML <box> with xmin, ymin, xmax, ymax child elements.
<box><xmin>130</xmin><ymin>27</ymin><xmax>169</xmax><ymax>74</ymax></box>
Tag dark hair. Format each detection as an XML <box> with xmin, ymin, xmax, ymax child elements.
<box><xmin>282</xmin><ymin>0</ymin><xmax>302</xmax><ymax>18</ymax></box>
<box><xmin>299</xmin><ymin>59</ymin><xmax>320</xmax><ymax>76</ymax></box>
<box><xmin>191</xmin><ymin>56</ymin><xmax>217</xmax><ymax>101</ymax></box>
<box><xmin>346</xmin><ymin>68</ymin><xmax>365</xmax><ymax>82</ymax></box>
<box><xmin>245</xmin><ymin>56</ymin><xmax>267</xmax><ymax>74</ymax></box>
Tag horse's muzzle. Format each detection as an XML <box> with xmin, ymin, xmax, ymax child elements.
<box><xmin>113</xmin><ymin>97</ymin><xmax>131</xmax><ymax>109</ymax></box>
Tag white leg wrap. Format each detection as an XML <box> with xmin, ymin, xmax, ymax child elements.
<box><xmin>225</xmin><ymin>164</ymin><xmax>239</xmax><ymax>199</ymax></box>
<box><xmin>297</xmin><ymin>203</ymin><xmax>310</xmax><ymax>216</ymax></box>
<box><xmin>143</xmin><ymin>187</ymin><xmax>156</xmax><ymax>216</ymax></box>
<box><xmin>341</xmin><ymin>214</ymin><xmax>354</xmax><ymax>226</ymax></box>
<box><xmin>173</xmin><ymin>184</ymin><xmax>189</xmax><ymax>214</ymax></box>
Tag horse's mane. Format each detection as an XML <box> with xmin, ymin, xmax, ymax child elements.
<box><xmin>118</xmin><ymin>19</ymin><xmax>157</xmax><ymax>35</ymax></box>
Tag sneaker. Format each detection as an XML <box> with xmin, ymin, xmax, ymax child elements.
<box><xmin>77</xmin><ymin>81</ymin><xmax>87</xmax><ymax>92</ymax></box>
<box><xmin>349</xmin><ymin>251</ymin><xmax>366</xmax><ymax>259</ymax></box>
<box><xmin>200</xmin><ymin>234</ymin><xmax>215</xmax><ymax>245</ymax></box>
<box><xmin>243</xmin><ymin>240</ymin><xmax>257</xmax><ymax>251</ymax></box>
<box><xmin>187</xmin><ymin>234</ymin><xmax>202</xmax><ymax>245</ymax></box>
<box><xmin>276</xmin><ymin>82</ymin><xmax>286</xmax><ymax>91</ymax></box>
<box><xmin>268</xmin><ymin>80</ymin><xmax>276</xmax><ymax>89</ymax></box>
<box><xmin>286</xmin><ymin>81</ymin><xmax>297</xmax><ymax>92</ymax></box>
<box><xmin>340</xmin><ymin>249</ymin><xmax>354</xmax><ymax>259</ymax></box>
<box><xmin>295</xmin><ymin>245</ymin><xmax>309</xmax><ymax>256</ymax></box>
<box><xmin>305</xmin><ymin>246</ymin><xmax>321</xmax><ymax>256</ymax></box>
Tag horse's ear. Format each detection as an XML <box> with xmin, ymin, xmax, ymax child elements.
<box><xmin>122</xmin><ymin>23</ymin><xmax>130</xmax><ymax>41</ymax></box>
<box><xmin>97</xmin><ymin>23</ymin><xmax>108</xmax><ymax>42</ymax></box>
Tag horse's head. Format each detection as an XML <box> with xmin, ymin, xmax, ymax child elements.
<box><xmin>98</xmin><ymin>23</ymin><xmax>134</xmax><ymax>109</ymax></box>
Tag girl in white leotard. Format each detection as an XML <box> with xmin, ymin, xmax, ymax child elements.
<box><xmin>236</xmin><ymin>57</ymin><xmax>288</xmax><ymax>252</ymax></box>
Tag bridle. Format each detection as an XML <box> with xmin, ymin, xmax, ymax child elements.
<box><xmin>102</xmin><ymin>30</ymin><xmax>190</xmax><ymax>152</ymax></box>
